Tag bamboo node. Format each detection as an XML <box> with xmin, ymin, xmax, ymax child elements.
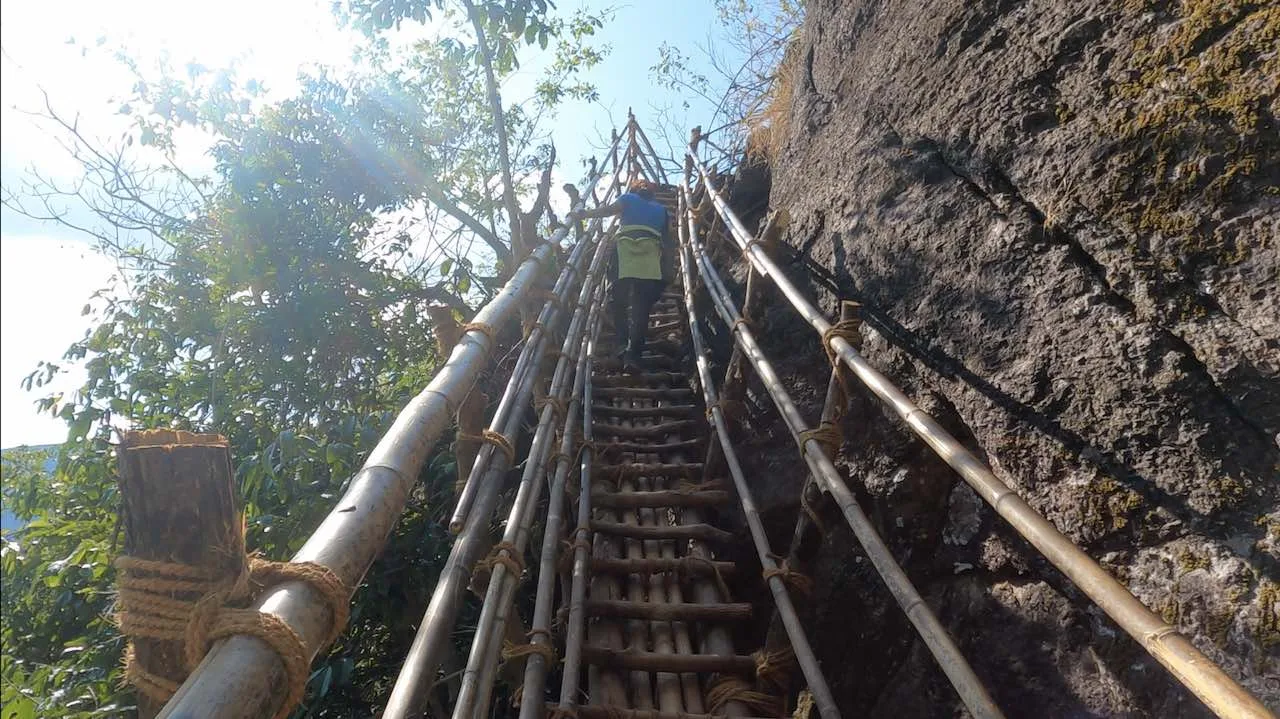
<box><xmin>762</xmin><ymin>557</ymin><xmax>814</xmax><ymax>598</ymax></box>
<box><xmin>482</xmin><ymin>429</ymin><xmax>517</xmax><ymax>465</ymax></box>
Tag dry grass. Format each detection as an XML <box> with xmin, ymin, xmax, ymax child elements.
<box><xmin>743</xmin><ymin>38</ymin><xmax>802</xmax><ymax>166</ymax></box>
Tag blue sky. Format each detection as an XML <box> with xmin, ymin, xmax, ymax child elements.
<box><xmin>0</xmin><ymin>0</ymin><xmax>751</xmax><ymax>446</ymax></box>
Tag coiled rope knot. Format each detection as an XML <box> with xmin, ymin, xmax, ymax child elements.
<box><xmin>535</xmin><ymin>395</ymin><xmax>569</xmax><ymax>423</ymax></box>
<box><xmin>115</xmin><ymin>554</ymin><xmax>349</xmax><ymax>718</ymax></box>
<box><xmin>461</xmin><ymin>321</ymin><xmax>499</xmax><ymax>349</ymax></box>
<box><xmin>706</xmin><ymin>675</ymin><xmax>782</xmax><ymax>716</ymax></box>
<box><xmin>796</xmin><ymin>420</ymin><xmax>843</xmax><ymax>457</ymax></box>
<box><xmin>482</xmin><ymin>429</ymin><xmax>517</xmax><ymax>466</ymax></box>
<box><xmin>754</xmin><ymin>645</ymin><xmax>798</xmax><ymax>695</ymax></box>
<box><xmin>762</xmin><ymin>557</ymin><xmax>814</xmax><ymax>598</ymax></box>
<box><xmin>478</xmin><ymin>540</ymin><xmax>526</xmax><ymax>579</ymax></box>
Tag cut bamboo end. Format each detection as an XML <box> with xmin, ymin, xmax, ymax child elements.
<box><xmin>585</xmin><ymin>599</ymin><xmax>751</xmax><ymax>622</ymax></box>
<box><xmin>581</xmin><ymin>646</ymin><xmax>756</xmax><ymax>674</ymax></box>
<box><xmin>589</xmin><ymin>520</ymin><xmax>735</xmax><ymax>544</ymax></box>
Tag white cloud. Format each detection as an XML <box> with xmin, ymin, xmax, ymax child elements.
<box><xmin>0</xmin><ymin>235</ymin><xmax>115</xmax><ymax>447</ymax></box>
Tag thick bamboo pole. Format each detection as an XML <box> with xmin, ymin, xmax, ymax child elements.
<box><xmin>673</xmin><ymin>186</ymin><xmax>842</xmax><ymax>719</ymax></box>
<box><xmin>455</xmin><ymin>245</ymin><xmax>613</xmax><ymax>719</ymax></box>
<box><xmin>686</xmin><ymin>151</ymin><xmax>1272</xmax><ymax>719</ymax></box>
<box><xmin>159</xmin><ymin>159</ymin><xmax>617</xmax><ymax>716</ymax></box>
<box><xmin>379</xmin><ymin>178</ymin><xmax>625</xmax><ymax>719</ymax></box>
<box><xmin>689</xmin><ymin>226</ymin><xmax>1004</xmax><ymax>719</ymax></box>
<box><xmin>450</xmin><ymin>174</ymin><xmax>624</xmax><ymax>533</ymax></box>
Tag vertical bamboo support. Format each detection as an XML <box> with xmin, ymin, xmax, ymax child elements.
<box><xmin>117</xmin><ymin>430</ymin><xmax>244</xmax><ymax>719</ymax></box>
<box><xmin>688</xmin><ymin>232</ymin><xmax>1004</xmax><ymax>718</ymax></box>
<box><xmin>687</xmin><ymin>149</ymin><xmax>1272</xmax><ymax>719</ymax></box>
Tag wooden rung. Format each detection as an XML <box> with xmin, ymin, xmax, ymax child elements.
<box><xmin>586</xmin><ymin>599</ymin><xmax>751</xmax><ymax>621</ymax></box>
<box><xmin>649</xmin><ymin>320</ymin><xmax>684</xmax><ymax>333</ymax></box>
<box><xmin>592</xmin><ymin>372</ymin><xmax>686</xmax><ymax>387</ymax></box>
<box><xmin>591</xmin><ymin>490</ymin><xmax>730</xmax><ymax>509</ymax></box>
<box><xmin>595</xmin><ymin>463</ymin><xmax>704</xmax><ymax>479</ymax></box>
<box><xmin>594</xmin><ymin>386</ymin><xmax>696</xmax><ymax>400</ymax></box>
<box><xmin>549</xmin><ymin>704</ymin><xmax>774</xmax><ymax>719</ymax></box>
<box><xmin>595</xmin><ymin>355</ymin><xmax>679</xmax><ymax>370</ymax></box>
<box><xmin>589</xmin><ymin>519</ymin><xmax>734</xmax><ymax>544</ymax></box>
<box><xmin>595</xmin><ymin>339</ymin><xmax>682</xmax><ymax>357</ymax></box>
<box><xmin>592</xmin><ymin>420</ymin><xmax>700</xmax><ymax>439</ymax></box>
<box><xmin>592</xmin><ymin>404</ymin><xmax>700</xmax><ymax>419</ymax></box>
<box><xmin>596</xmin><ymin>438</ymin><xmax>703</xmax><ymax>454</ymax></box>
<box><xmin>581</xmin><ymin>646</ymin><xmax>756</xmax><ymax>674</ymax></box>
<box><xmin>588</xmin><ymin>557</ymin><xmax>738</xmax><ymax>577</ymax></box>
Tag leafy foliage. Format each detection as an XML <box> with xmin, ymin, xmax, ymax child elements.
<box><xmin>1</xmin><ymin>1</ymin><xmax>611</xmax><ymax>716</ymax></box>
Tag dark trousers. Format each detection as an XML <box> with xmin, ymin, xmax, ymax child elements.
<box><xmin>612</xmin><ymin>277</ymin><xmax>665</xmax><ymax>359</ymax></box>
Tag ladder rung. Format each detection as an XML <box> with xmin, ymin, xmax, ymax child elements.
<box><xmin>592</xmin><ymin>372</ymin><xmax>686</xmax><ymax>387</ymax></box>
<box><xmin>591</xmin><ymin>420</ymin><xmax>699</xmax><ymax>439</ymax></box>
<box><xmin>595</xmin><ymin>438</ymin><xmax>703</xmax><ymax>455</ymax></box>
<box><xmin>594</xmin><ymin>386</ymin><xmax>696</xmax><ymax>399</ymax></box>
<box><xmin>589</xmin><ymin>519</ymin><xmax>734</xmax><ymax>544</ymax></box>
<box><xmin>548</xmin><ymin>704</ymin><xmax>774</xmax><ymax>719</ymax></box>
<box><xmin>588</xmin><ymin>557</ymin><xmax>738</xmax><ymax>577</ymax></box>
<box><xmin>595</xmin><ymin>463</ymin><xmax>704</xmax><ymax>479</ymax></box>
<box><xmin>585</xmin><ymin>599</ymin><xmax>751</xmax><ymax>622</ymax></box>
<box><xmin>581</xmin><ymin>646</ymin><xmax>756</xmax><ymax>674</ymax></box>
<box><xmin>592</xmin><ymin>404</ymin><xmax>700</xmax><ymax>419</ymax></box>
<box><xmin>591</xmin><ymin>489</ymin><xmax>730</xmax><ymax>509</ymax></box>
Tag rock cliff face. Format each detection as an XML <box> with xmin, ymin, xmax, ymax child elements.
<box><xmin>722</xmin><ymin>0</ymin><xmax>1279</xmax><ymax>715</ymax></box>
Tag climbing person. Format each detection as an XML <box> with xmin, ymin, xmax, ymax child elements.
<box><xmin>581</xmin><ymin>179</ymin><xmax>672</xmax><ymax>372</ymax></box>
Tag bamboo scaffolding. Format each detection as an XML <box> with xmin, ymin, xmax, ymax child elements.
<box><xmin>516</xmin><ymin>287</ymin><xmax>605</xmax><ymax>719</ymax></box>
<box><xmin>557</xmin><ymin>306</ymin><xmax>623</xmax><ymax>712</ymax></box>
<box><xmin>617</xmin><ymin>388</ymin><xmax>656</xmax><ymax>710</ymax></box>
<box><xmin>450</xmin><ymin>177</ymin><xmax>625</xmax><ymax>533</ymax></box>
<box><xmin>453</xmin><ymin>239</ymin><xmax>615</xmax><ymax>718</ymax></box>
<box><xmin>159</xmin><ymin>152</ymin><xmax>621</xmax><ymax>718</ymax></box>
<box><xmin>687</xmin><ymin>218</ymin><xmax>1004</xmax><ymax>719</ymax></box>
<box><xmin>380</xmin><ymin>182</ymin><xmax>626</xmax><ymax>719</ymax></box>
<box><xmin>674</xmin><ymin>184</ymin><xmax>843</xmax><ymax>719</ymax></box>
<box><xmin>686</xmin><ymin>149</ymin><xmax>1272</xmax><ymax>719</ymax></box>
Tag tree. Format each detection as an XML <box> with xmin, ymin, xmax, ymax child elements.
<box><xmin>0</xmin><ymin>1</ymin><xmax>609</xmax><ymax>716</ymax></box>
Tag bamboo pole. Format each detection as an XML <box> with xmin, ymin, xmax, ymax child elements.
<box><xmin>517</xmin><ymin>289</ymin><xmax>606</xmax><ymax>719</ymax></box>
<box><xmin>454</xmin><ymin>244</ymin><xmax>613</xmax><ymax>719</ymax></box>
<box><xmin>560</xmin><ymin>305</ymin><xmax>626</xmax><ymax>711</ymax></box>
<box><xmin>159</xmin><ymin>151</ymin><xmax>618</xmax><ymax>716</ymax></box>
<box><xmin>632</xmin><ymin>122</ymin><xmax>671</xmax><ymax>185</ymax></box>
<box><xmin>689</xmin><ymin>222</ymin><xmax>1004</xmax><ymax>718</ymax></box>
<box><xmin>450</xmin><ymin>176</ymin><xmax>624</xmax><ymax>533</ymax></box>
<box><xmin>686</xmin><ymin>150</ymin><xmax>1272</xmax><ymax>719</ymax></box>
<box><xmin>671</xmin><ymin>185</ymin><xmax>842</xmax><ymax>718</ymax></box>
<box><xmin>378</xmin><ymin>178</ymin><xmax>625</xmax><ymax>719</ymax></box>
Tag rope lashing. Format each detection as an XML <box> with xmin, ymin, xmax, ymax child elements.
<box><xmin>461</xmin><ymin>321</ymin><xmax>499</xmax><ymax>348</ymax></box>
<box><xmin>706</xmin><ymin>676</ymin><xmax>783</xmax><ymax>716</ymax></box>
<box><xmin>478</xmin><ymin>540</ymin><xmax>526</xmax><ymax>579</ymax></box>
<box><xmin>796</xmin><ymin>420</ymin><xmax>843</xmax><ymax>457</ymax></box>
<box><xmin>115</xmin><ymin>555</ymin><xmax>349</xmax><ymax>718</ymax></box>
<box><xmin>754</xmin><ymin>645</ymin><xmax>798</xmax><ymax>694</ymax></box>
<box><xmin>482</xmin><ymin>429</ymin><xmax>517</xmax><ymax>466</ymax></box>
<box><xmin>800</xmin><ymin>482</ymin><xmax>831</xmax><ymax>536</ymax></box>
<box><xmin>730</xmin><ymin>316</ymin><xmax>753</xmax><ymax>334</ymax></box>
<box><xmin>705</xmin><ymin>398</ymin><xmax>746</xmax><ymax>423</ymax></box>
<box><xmin>535</xmin><ymin>394</ymin><xmax>569</xmax><ymax>423</ymax></box>
<box><xmin>534</xmin><ymin>288</ymin><xmax>564</xmax><ymax>309</ymax></box>
<box><xmin>793</xmin><ymin>689</ymin><xmax>817</xmax><ymax>719</ymax></box>
<box><xmin>502</xmin><ymin>637</ymin><xmax>558</xmax><ymax>665</ymax></box>
<box><xmin>762</xmin><ymin>557</ymin><xmax>814</xmax><ymax>598</ymax></box>
<box><xmin>820</xmin><ymin>318</ymin><xmax>861</xmax><ymax>367</ymax></box>
<box><xmin>523</xmin><ymin>318</ymin><xmax>548</xmax><ymax>339</ymax></box>
<box><xmin>680</xmin><ymin>555</ymin><xmax>732</xmax><ymax>601</ymax></box>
